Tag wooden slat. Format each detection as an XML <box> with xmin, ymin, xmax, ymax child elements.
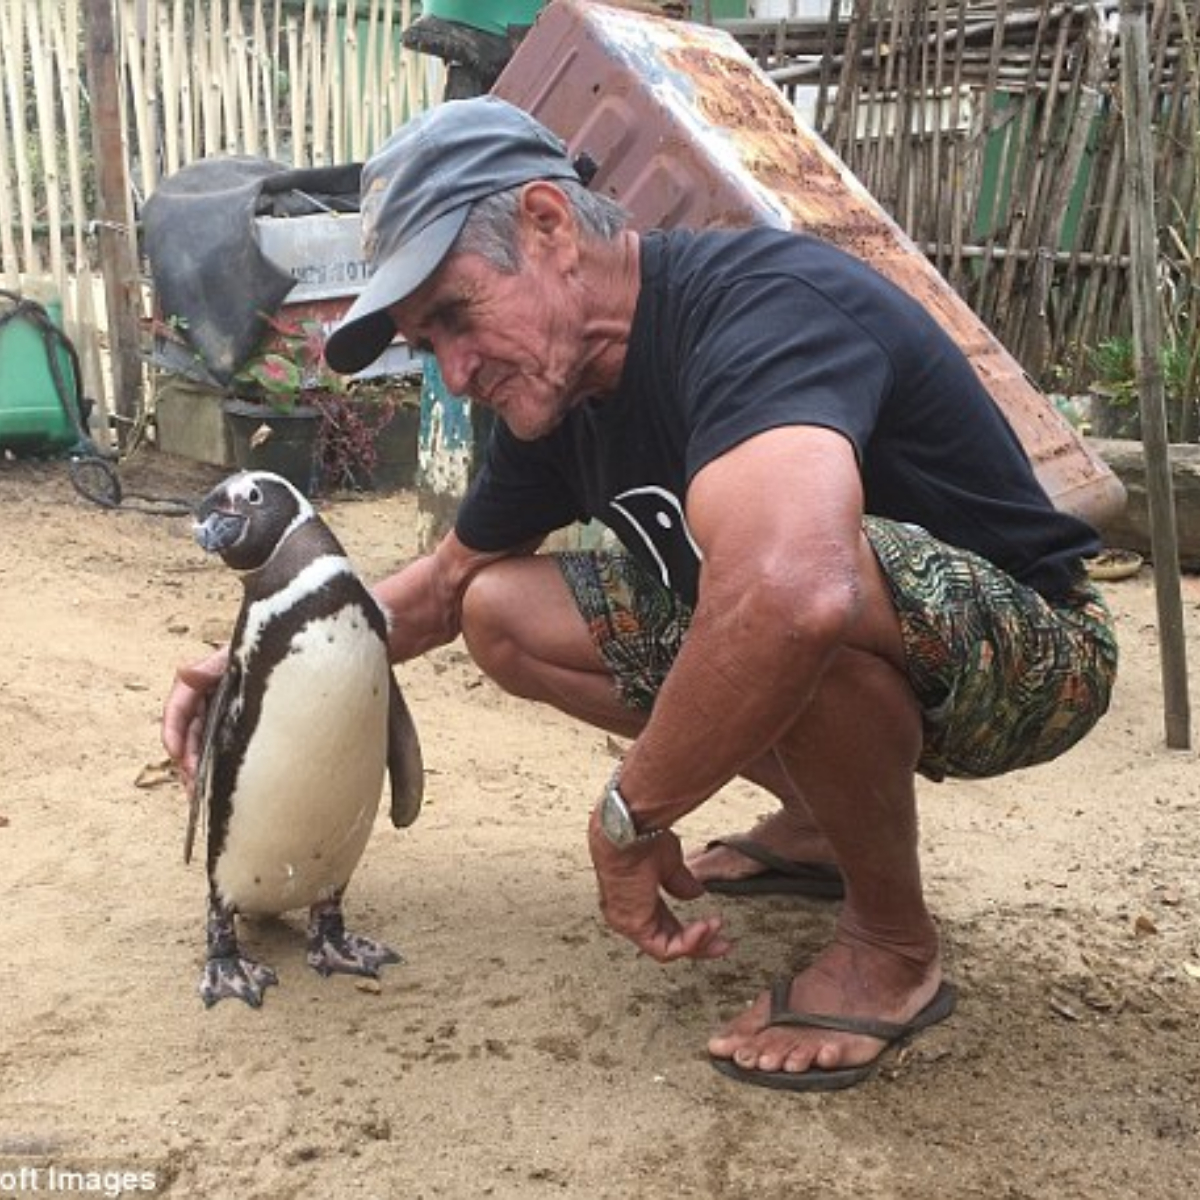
<box><xmin>0</xmin><ymin>7</ymin><xmax>18</xmax><ymax>284</ymax></box>
<box><xmin>120</xmin><ymin>0</ymin><xmax>156</xmax><ymax>202</ymax></box>
<box><xmin>84</xmin><ymin>0</ymin><xmax>143</xmax><ymax>447</ymax></box>
<box><xmin>74</xmin><ymin>264</ymin><xmax>111</xmax><ymax>439</ymax></box>
<box><xmin>28</xmin><ymin>6</ymin><xmax>64</xmax><ymax>288</ymax></box>
<box><xmin>230</xmin><ymin>2</ymin><xmax>256</xmax><ymax>157</ymax></box>
<box><xmin>3</xmin><ymin>2</ymin><xmax>40</xmax><ymax>274</ymax></box>
<box><xmin>1120</xmin><ymin>0</ymin><xmax>1191</xmax><ymax>749</ymax></box>
<box><xmin>287</xmin><ymin>15</ymin><xmax>303</xmax><ymax>168</ymax></box>
<box><xmin>158</xmin><ymin>3</ymin><xmax>180</xmax><ymax>176</ymax></box>
<box><xmin>47</xmin><ymin>0</ymin><xmax>85</xmax><ymax>271</ymax></box>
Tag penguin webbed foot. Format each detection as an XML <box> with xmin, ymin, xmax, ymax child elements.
<box><xmin>199</xmin><ymin>954</ymin><xmax>279</xmax><ymax>1009</ymax></box>
<box><xmin>306</xmin><ymin>899</ymin><xmax>402</xmax><ymax>979</ymax></box>
<box><xmin>200</xmin><ymin>892</ymin><xmax>279</xmax><ymax>1008</ymax></box>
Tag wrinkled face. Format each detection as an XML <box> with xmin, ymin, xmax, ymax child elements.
<box><xmin>193</xmin><ymin>471</ymin><xmax>312</xmax><ymax>572</ymax></box>
<box><xmin>388</xmin><ymin>246</ymin><xmax>592</xmax><ymax>441</ymax></box>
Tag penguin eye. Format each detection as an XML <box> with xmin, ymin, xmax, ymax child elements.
<box><xmin>247</xmin><ymin>486</ymin><xmax>263</xmax><ymax>506</ymax></box>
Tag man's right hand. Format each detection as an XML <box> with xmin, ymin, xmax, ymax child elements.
<box><xmin>162</xmin><ymin>648</ymin><xmax>228</xmax><ymax>794</ymax></box>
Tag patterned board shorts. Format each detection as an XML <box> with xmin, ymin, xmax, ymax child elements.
<box><xmin>555</xmin><ymin>516</ymin><xmax>1118</xmax><ymax>782</ymax></box>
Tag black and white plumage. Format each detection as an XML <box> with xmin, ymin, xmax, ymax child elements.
<box><xmin>187</xmin><ymin>470</ymin><xmax>423</xmax><ymax>1008</ymax></box>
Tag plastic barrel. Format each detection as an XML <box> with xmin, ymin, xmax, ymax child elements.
<box><xmin>0</xmin><ymin>295</ymin><xmax>81</xmax><ymax>455</ymax></box>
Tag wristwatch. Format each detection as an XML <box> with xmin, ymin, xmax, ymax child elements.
<box><xmin>596</xmin><ymin>776</ymin><xmax>663</xmax><ymax>849</ymax></box>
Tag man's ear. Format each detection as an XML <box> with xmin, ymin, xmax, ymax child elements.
<box><xmin>518</xmin><ymin>181</ymin><xmax>574</xmax><ymax>240</ymax></box>
<box><xmin>517</xmin><ymin>181</ymin><xmax>579</xmax><ymax>272</ymax></box>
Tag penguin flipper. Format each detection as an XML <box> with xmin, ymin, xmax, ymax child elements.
<box><xmin>185</xmin><ymin>662</ymin><xmax>236</xmax><ymax>865</ymax></box>
<box><xmin>386</xmin><ymin>673</ymin><xmax>424</xmax><ymax>828</ymax></box>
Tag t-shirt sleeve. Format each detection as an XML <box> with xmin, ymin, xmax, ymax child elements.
<box><xmin>677</xmin><ymin>272</ymin><xmax>896</xmax><ymax>481</ymax></box>
<box><xmin>454</xmin><ymin>422</ymin><xmax>585</xmax><ymax>552</ymax></box>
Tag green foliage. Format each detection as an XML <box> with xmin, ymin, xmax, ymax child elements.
<box><xmin>1087</xmin><ymin>335</ymin><xmax>1197</xmax><ymax>441</ymax></box>
<box><xmin>236</xmin><ymin>353</ymin><xmax>303</xmax><ymax>396</ymax></box>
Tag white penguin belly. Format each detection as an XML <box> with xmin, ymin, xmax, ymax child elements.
<box><xmin>214</xmin><ymin>605</ymin><xmax>389</xmax><ymax>915</ymax></box>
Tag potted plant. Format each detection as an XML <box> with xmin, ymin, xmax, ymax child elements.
<box><xmin>1086</xmin><ymin>335</ymin><xmax>1195</xmax><ymax>442</ymax></box>
<box><xmin>150</xmin><ymin>309</ymin><xmax>421</xmax><ymax>494</ymax></box>
<box><xmin>222</xmin><ymin>314</ymin><xmax>331</xmax><ymax>495</ymax></box>
<box><xmin>312</xmin><ymin>378</ymin><xmax>422</xmax><ymax>493</ymax></box>
<box><xmin>226</xmin><ymin>313</ymin><xmax>422</xmax><ymax>496</ymax></box>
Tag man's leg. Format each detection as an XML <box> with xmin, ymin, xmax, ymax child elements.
<box><xmin>460</xmin><ymin>548</ymin><xmax>944</xmax><ymax>1079</ymax></box>
<box><xmin>706</xmin><ymin>641</ymin><xmax>942</xmax><ymax>1078</ymax></box>
<box><xmin>458</xmin><ymin>554</ymin><xmax>829</xmax><ymax>846</ymax></box>
<box><xmin>459</xmin><ymin>554</ymin><xmax>645</xmax><ymax>735</ymax></box>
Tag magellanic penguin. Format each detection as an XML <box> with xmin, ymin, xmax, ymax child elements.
<box><xmin>187</xmin><ymin>470</ymin><xmax>423</xmax><ymax>1008</ymax></box>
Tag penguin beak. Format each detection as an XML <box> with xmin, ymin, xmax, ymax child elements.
<box><xmin>193</xmin><ymin>509</ymin><xmax>248</xmax><ymax>553</ymax></box>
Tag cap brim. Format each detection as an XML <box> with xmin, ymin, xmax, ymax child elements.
<box><xmin>324</xmin><ymin>205</ymin><xmax>469</xmax><ymax>375</ymax></box>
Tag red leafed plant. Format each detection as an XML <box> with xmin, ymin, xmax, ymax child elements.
<box><xmin>312</xmin><ymin>389</ymin><xmax>399</xmax><ymax>492</ymax></box>
<box><xmin>233</xmin><ymin>312</ymin><xmax>333</xmax><ymax>405</ymax></box>
<box><xmin>232</xmin><ymin>310</ymin><xmax>418</xmax><ymax>494</ymax></box>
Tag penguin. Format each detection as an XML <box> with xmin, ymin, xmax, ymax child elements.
<box><xmin>186</xmin><ymin>470</ymin><xmax>423</xmax><ymax>1008</ymax></box>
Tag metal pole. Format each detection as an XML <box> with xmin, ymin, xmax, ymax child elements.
<box><xmin>1119</xmin><ymin>0</ymin><xmax>1192</xmax><ymax>748</ymax></box>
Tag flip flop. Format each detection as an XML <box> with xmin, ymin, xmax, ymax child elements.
<box><xmin>699</xmin><ymin>837</ymin><xmax>846</xmax><ymax>899</ymax></box>
<box><xmin>710</xmin><ymin>979</ymin><xmax>958</xmax><ymax>1093</ymax></box>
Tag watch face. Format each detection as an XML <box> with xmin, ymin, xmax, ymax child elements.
<box><xmin>600</xmin><ymin>786</ymin><xmax>635</xmax><ymax>846</ymax></box>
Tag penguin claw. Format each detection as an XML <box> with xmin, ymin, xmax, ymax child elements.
<box><xmin>199</xmin><ymin>955</ymin><xmax>280</xmax><ymax>1008</ymax></box>
<box><xmin>306</xmin><ymin>931</ymin><xmax>402</xmax><ymax>979</ymax></box>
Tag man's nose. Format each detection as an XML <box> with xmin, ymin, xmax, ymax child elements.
<box><xmin>436</xmin><ymin>338</ymin><xmax>476</xmax><ymax>398</ymax></box>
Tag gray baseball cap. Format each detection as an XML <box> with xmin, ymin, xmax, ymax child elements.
<box><xmin>324</xmin><ymin>96</ymin><xmax>582</xmax><ymax>375</ymax></box>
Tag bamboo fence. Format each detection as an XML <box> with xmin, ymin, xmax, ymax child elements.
<box><xmin>0</xmin><ymin>0</ymin><xmax>1196</xmax><ymax>431</ymax></box>
<box><xmin>741</xmin><ymin>0</ymin><xmax>1200</xmax><ymax>404</ymax></box>
<box><xmin>0</xmin><ymin>0</ymin><xmax>443</xmax><ymax>429</ymax></box>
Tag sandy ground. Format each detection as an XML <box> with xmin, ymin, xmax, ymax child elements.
<box><xmin>2</xmin><ymin>449</ymin><xmax>1199</xmax><ymax>1200</ymax></box>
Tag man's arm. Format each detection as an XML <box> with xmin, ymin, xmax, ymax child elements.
<box><xmin>372</xmin><ymin>529</ymin><xmax>541</xmax><ymax>662</ymax></box>
<box><xmin>587</xmin><ymin>425</ymin><xmax>880</xmax><ymax>961</ymax></box>
<box><xmin>606</xmin><ymin>425</ymin><xmax>874</xmax><ymax>843</ymax></box>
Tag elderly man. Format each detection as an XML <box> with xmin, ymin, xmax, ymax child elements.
<box><xmin>164</xmin><ymin>96</ymin><xmax>1117</xmax><ymax>1092</ymax></box>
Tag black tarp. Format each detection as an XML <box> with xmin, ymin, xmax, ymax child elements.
<box><xmin>142</xmin><ymin>159</ymin><xmax>361</xmax><ymax>385</ymax></box>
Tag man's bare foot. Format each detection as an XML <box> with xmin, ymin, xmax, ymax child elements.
<box><xmin>687</xmin><ymin>809</ymin><xmax>836</xmax><ymax>885</ymax></box>
<box><xmin>707</xmin><ymin>937</ymin><xmax>946</xmax><ymax>1081</ymax></box>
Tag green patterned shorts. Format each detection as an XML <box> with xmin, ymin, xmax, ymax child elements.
<box><xmin>555</xmin><ymin>516</ymin><xmax>1117</xmax><ymax>782</ymax></box>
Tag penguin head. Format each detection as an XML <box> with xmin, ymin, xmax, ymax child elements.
<box><xmin>193</xmin><ymin>471</ymin><xmax>314</xmax><ymax>572</ymax></box>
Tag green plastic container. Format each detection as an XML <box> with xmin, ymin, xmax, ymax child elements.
<box><xmin>424</xmin><ymin>0</ymin><xmax>543</xmax><ymax>37</ymax></box>
<box><xmin>0</xmin><ymin>294</ymin><xmax>81</xmax><ymax>454</ymax></box>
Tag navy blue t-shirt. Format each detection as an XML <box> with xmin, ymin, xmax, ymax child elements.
<box><xmin>455</xmin><ymin>227</ymin><xmax>1099</xmax><ymax>603</ymax></box>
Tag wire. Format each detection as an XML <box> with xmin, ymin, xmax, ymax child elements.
<box><xmin>67</xmin><ymin>454</ymin><xmax>194</xmax><ymax>518</ymax></box>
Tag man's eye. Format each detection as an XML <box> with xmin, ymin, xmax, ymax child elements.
<box><xmin>439</xmin><ymin>300</ymin><xmax>471</xmax><ymax>335</ymax></box>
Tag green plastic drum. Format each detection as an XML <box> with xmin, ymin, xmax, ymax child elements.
<box><xmin>422</xmin><ymin>0</ymin><xmax>544</xmax><ymax>37</ymax></box>
<box><xmin>0</xmin><ymin>296</ymin><xmax>81</xmax><ymax>454</ymax></box>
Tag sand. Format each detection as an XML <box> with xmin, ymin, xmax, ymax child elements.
<box><xmin>2</xmin><ymin>451</ymin><xmax>1198</xmax><ymax>1200</ymax></box>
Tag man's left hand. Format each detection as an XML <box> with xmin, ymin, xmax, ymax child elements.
<box><xmin>587</xmin><ymin>816</ymin><xmax>733</xmax><ymax>962</ymax></box>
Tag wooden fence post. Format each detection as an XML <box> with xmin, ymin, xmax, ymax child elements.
<box><xmin>83</xmin><ymin>0</ymin><xmax>143</xmax><ymax>450</ymax></box>
<box><xmin>1120</xmin><ymin>0</ymin><xmax>1192</xmax><ymax>749</ymax></box>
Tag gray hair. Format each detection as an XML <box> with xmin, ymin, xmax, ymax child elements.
<box><xmin>453</xmin><ymin>180</ymin><xmax>629</xmax><ymax>274</ymax></box>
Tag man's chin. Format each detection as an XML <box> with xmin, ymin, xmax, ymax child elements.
<box><xmin>503</xmin><ymin>408</ymin><xmax>567</xmax><ymax>442</ymax></box>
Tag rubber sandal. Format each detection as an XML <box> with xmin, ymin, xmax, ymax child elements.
<box><xmin>700</xmin><ymin>837</ymin><xmax>845</xmax><ymax>899</ymax></box>
<box><xmin>710</xmin><ymin>980</ymin><xmax>958</xmax><ymax>1093</ymax></box>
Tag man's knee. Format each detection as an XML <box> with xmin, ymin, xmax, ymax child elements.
<box><xmin>459</xmin><ymin>556</ymin><xmax>589</xmax><ymax>695</ymax></box>
<box><xmin>459</xmin><ymin>563</ymin><xmax>525</xmax><ymax>685</ymax></box>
